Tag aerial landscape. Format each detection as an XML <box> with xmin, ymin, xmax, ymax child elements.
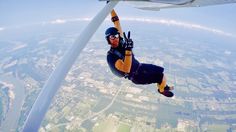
<box><xmin>0</xmin><ymin>1</ymin><xmax>236</xmax><ymax>132</ymax></box>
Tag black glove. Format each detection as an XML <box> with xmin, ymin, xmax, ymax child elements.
<box><xmin>123</xmin><ymin>31</ymin><xmax>133</xmax><ymax>51</ymax></box>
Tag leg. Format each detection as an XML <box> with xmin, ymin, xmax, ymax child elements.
<box><xmin>157</xmin><ymin>75</ymin><xmax>174</xmax><ymax>97</ymax></box>
<box><xmin>157</xmin><ymin>75</ymin><xmax>167</xmax><ymax>92</ymax></box>
<box><xmin>131</xmin><ymin>63</ymin><xmax>164</xmax><ymax>84</ymax></box>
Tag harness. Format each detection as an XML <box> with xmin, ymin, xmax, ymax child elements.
<box><xmin>128</xmin><ymin>63</ymin><xmax>142</xmax><ymax>81</ymax></box>
<box><xmin>108</xmin><ymin>49</ymin><xmax>141</xmax><ymax>80</ymax></box>
<box><xmin>108</xmin><ymin>49</ymin><xmax>124</xmax><ymax>60</ymax></box>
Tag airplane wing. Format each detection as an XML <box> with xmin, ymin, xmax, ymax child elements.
<box><xmin>102</xmin><ymin>0</ymin><xmax>236</xmax><ymax>11</ymax></box>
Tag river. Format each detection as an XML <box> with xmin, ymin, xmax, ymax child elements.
<box><xmin>0</xmin><ymin>75</ymin><xmax>25</xmax><ymax>132</ymax></box>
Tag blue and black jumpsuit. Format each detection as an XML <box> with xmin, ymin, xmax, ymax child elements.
<box><xmin>107</xmin><ymin>42</ymin><xmax>164</xmax><ymax>85</ymax></box>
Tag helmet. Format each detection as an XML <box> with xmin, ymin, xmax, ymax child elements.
<box><xmin>105</xmin><ymin>27</ymin><xmax>119</xmax><ymax>37</ymax></box>
<box><xmin>105</xmin><ymin>27</ymin><xmax>119</xmax><ymax>44</ymax></box>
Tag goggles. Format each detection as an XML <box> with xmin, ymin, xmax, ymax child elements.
<box><xmin>109</xmin><ymin>34</ymin><xmax>119</xmax><ymax>40</ymax></box>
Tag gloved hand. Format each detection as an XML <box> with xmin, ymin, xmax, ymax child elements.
<box><xmin>123</xmin><ymin>31</ymin><xmax>133</xmax><ymax>51</ymax></box>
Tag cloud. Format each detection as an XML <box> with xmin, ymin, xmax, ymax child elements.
<box><xmin>44</xmin><ymin>17</ymin><xmax>235</xmax><ymax>38</ymax></box>
<box><xmin>50</xmin><ymin>19</ymin><xmax>67</xmax><ymax>24</ymax></box>
<box><xmin>74</xmin><ymin>18</ymin><xmax>91</xmax><ymax>21</ymax></box>
<box><xmin>224</xmin><ymin>50</ymin><xmax>231</xmax><ymax>55</ymax></box>
<box><xmin>38</xmin><ymin>38</ymin><xmax>50</xmax><ymax>44</ymax></box>
<box><xmin>49</xmin><ymin>18</ymin><xmax>91</xmax><ymax>25</ymax></box>
<box><xmin>118</xmin><ymin>17</ymin><xmax>235</xmax><ymax>38</ymax></box>
<box><xmin>0</xmin><ymin>27</ymin><xmax>5</xmax><ymax>31</ymax></box>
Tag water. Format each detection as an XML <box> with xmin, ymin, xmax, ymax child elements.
<box><xmin>0</xmin><ymin>75</ymin><xmax>25</xmax><ymax>132</ymax></box>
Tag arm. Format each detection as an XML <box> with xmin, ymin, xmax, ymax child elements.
<box><xmin>111</xmin><ymin>9</ymin><xmax>124</xmax><ymax>37</ymax></box>
<box><xmin>114</xmin><ymin>32</ymin><xmax>133</xmax><ymax>74</ymax></box>
<box><xmin>111</xmin><ymin>10</ymin><xmax>132</xmax><ymax>73</ymax></box>
<box><xmin>115</xmin><ymin>50</ymin><xmax>132</xmax><ymax>73</ymax></box>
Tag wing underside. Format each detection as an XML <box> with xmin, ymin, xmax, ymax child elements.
<box><xmin>103</xmin><ymin>0</ymin><xmax>236</xmax><ymax>10</ymax></box>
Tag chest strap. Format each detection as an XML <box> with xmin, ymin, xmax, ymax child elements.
<box><xmin>109</xmin><ymin>49</ymin><xmax>124</xmax><ymax>59</ymax></box>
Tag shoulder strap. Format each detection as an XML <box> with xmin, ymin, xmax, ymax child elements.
<box><xmin>108</xmin><ymin>49</ymin><xmax>124</xmax><ymax>59</ymax></box>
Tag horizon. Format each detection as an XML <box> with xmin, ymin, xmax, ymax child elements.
<box><xmin>0</xmin><ymin>0</ymin><xmax>236</xmax><ymax>35</ymax></box>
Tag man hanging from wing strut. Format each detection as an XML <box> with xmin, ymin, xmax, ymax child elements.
<box><xmin>105</xmin><ymin>8</ymin><xmax>174</xmax><ymax>97</ymax></box>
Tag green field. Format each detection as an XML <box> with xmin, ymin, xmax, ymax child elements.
<box><xmin>93</xmin><ymin>118</ymin><xmax>132</xmax><ymax>132</ymax></box>
<box><xmin>117</xmin><ymin>123</ymin><xmax>131</xmax><ymax>132</ymax></box>
<box><xmin>93</xmin><ymin>117</ymin><xmax>117</xmax><ymax>132</ymax></box>
<box><xmin>156</xmin><ymin>103</ymin><xmax>194</xmax><ymax>128</ymax></box>
<box><xmin>206</xmin><ymin>124</ymin><xmax>229</xmax><ymax>132</ymax></box>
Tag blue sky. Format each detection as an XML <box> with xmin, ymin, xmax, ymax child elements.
<box><xmin>0</xmin><ymin>0</ymin><xmax>236</xmax><ymax>35</ymax></box>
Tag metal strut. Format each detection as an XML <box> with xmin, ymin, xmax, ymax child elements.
<box><xmin>22</xmin><ymin>1</ymin><xmax>118</xmax><ymax>131</ymax></box>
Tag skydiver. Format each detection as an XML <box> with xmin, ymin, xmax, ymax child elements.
<box><xmin>105</xmin><ymin>9</ymin><xmax>174</xmax><ymax>97</ymax></box>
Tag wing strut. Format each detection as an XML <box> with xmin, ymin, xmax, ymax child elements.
<box><xmin>22</xmin><ymin>1</ymin><xmax>118</xmax><ymax>131</ymax></box>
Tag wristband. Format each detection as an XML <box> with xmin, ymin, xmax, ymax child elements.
<box><xmin>111</xmin><ymin>16</ymin><xmax>119</xmax><ymax>22</ymax></box>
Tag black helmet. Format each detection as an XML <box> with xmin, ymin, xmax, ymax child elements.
<box><xmin>105</xmin><ymin>27</ymin><xmax>119</xmax><ymax>44</ymax></box>
<box><xmin>105</xmin><ymin>27</ymin><xmax>119</xmax><ymax>37</ymax></box>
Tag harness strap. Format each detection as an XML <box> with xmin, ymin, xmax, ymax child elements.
<box><xmin>109</xmin><ymin>49</ymin><xmax>124</xmax><ymax>59</ymax></box>
<box><xmin>127</xmin><ymin>63</ymin><xmax>142</xmax><ymax>80</ymax></box>
<box><xmin>109</xmin><ymin>48</ymin><xmax>140</xmax><ymax>80</ymax></box>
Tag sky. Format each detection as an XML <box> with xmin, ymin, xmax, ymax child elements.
<box><xmin>0</xmin><ymin>0</ymin><xmax>236</xmax><ymax>36</ymax></box>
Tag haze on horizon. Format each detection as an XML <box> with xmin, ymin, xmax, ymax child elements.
<box><xmin>0</xmin><ymin>0</ymin><xmax>236</xmax><ymax>36</ymax></box>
